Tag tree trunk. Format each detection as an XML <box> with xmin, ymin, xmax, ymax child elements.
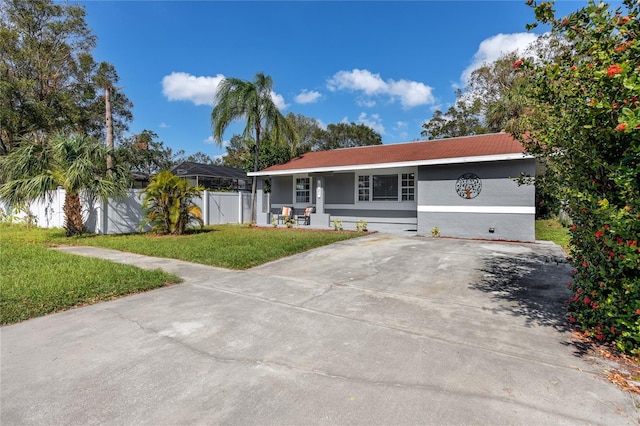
<box><xmin>105</xmin><ymin>85</ymin><xmax>113</xmax><ymax>175</ymax></box>
<box><xmin>63</xmin><ymin>191</ymin><xmax>84</xmax><ymax>236</ymax></box>
<box><xmin>250</xmin><ymin>124</ymin><xmax>261</xmax><ymax>223</ymax></box>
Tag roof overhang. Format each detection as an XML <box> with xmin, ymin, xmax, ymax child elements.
<box><xmin>248</xmin><ymin>153</ymin><xmax>534</xmax><ymax>177</ymax></box>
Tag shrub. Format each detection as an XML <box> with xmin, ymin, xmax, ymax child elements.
<box><xmin>355</xmin><ymin>219</ymin><xmax>368</xmax><ymax>232</ymax></box>
<box><xmin>521</xmin><ymin>0</ymin><xmax>640</xmax><ymax>354</ymax></box>
<box><xmin>141</xmin><ymin>170</ymin><xmax>203</xmax><ymax>235</ymax></box>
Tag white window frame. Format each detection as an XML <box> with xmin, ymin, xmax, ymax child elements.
<box><xmin>356</xmin><ymin>169</ymin><xmax>416</xmax><ymax>203</ymax></box>
<box><xmin>294</xmin><ymin>175</ymin><xmax>311</xmax><ymax>204</ymax></box>
<box><xmin>401</xmin><ymin>172</ymin><xmax>415</xmax><ymax>201</ymax></box>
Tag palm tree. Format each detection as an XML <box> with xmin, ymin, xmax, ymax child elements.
<box><xmin>211</xmin><ymin>72</ymin><xmax>295</xmax><ymax>222</ymax></box>
<box><xmin>0</xmin><ymin>133</ymin><xmax>129</xmax><ymax>236</ymax></box>
<box><xmin>140</xmin><ymin>170</ymin><xmax>203</xmax><ymax>235</ymax></box>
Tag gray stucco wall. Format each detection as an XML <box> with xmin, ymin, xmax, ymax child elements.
<box><xmin>324</xmin><ymin>173</ymin><xmax>355</xmax><ymax>204</ymax></box>
<box><xmin>417</xmin><ymin>159</ymin><xmax>535</xmax><ymax>242</ymax></box>
<box><xmin>270</xmin><ymin>176</ymin><xmax>293</xmax><ymax>205</ymax></box>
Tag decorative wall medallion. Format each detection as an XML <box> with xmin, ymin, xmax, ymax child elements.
<box><xmin>455</xmin><ymin>173</ymin><xmax>482</xmax><ymax>199</ymax></box>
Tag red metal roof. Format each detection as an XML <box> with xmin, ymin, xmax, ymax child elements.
<box><xmin>259</xmin><ymin>133</ymin><xmax>526</xmax><ymax>173</ymax></box>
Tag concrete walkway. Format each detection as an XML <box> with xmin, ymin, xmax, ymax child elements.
<box><xmin>1</xmin><ymin>235</ymin><xmax>638</xmax><ymax>425</ymax></box>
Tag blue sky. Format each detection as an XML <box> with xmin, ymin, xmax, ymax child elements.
<box><xmin>79</xmin><ymin>0</ymin><xmax>592</xmax><ymax>160</ymax></box>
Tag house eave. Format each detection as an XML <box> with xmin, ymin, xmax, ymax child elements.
<box><xmin>248</xmin><ymin>153</ymin><xmax>533</xmax><ymax>177</ymax></box>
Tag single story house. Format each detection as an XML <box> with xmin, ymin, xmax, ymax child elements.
<box><xmin>172</xmin><ymin>162</ymin><xmax>251</xmax><ymax>192</ymax></box>
<box><xmin>248</xmin><ymin>133</ymin><xmax>536</xmax><ymax>242</ymax></box>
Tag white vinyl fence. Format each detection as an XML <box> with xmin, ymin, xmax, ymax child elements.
<box><xmin>0</xmin><ymin>189</ymin><xmax>252</xmax><ymax>234</ymax></box>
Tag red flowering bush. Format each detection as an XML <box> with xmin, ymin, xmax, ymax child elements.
<box><xmin>607</xmin><ymin>64</ymin><xmax>623</xmax><ymax>77</ymax></box>
<box><xmin>520</xmin><ymin>0</ymin><xmax>640</xmax><ymax>355</ymax></box>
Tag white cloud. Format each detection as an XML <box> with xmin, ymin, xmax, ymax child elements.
<box><xmin>159</xmin><ymin>122</ymin><xmax>169</xmax><ymax>128</ymax></box>
<box><xmin>327</xmin><ymin>69</ymin><xmax>434</xmax><ymax>109</ymax></box>
<box><xmin>295</xmin><ymin>89</ymin><xmax>321</xmax><ymax>104</ymax></box>
<box><xmin>388</xmin><ymin>79</ymin><xmax>434</xmax><ymax>109</ymax></box>
<box><xmin>357</xmin><ymin>112</ymin><xmax>385</xmax><ymax>135</ymax></box>
<box><xmin>270</xmin><ymin>91</ymin><xmax>289</xmax><ymax>110</ymax></box>
<box><xmin>460</xmin><ymin>33</ymin><xmax>539</xmax><ymax>84</ymax></box>
<box><xmin>162</xmin><ymin>72</ymin><xmax>288</xmax><ymax>110</ymax></box>
<box><xmin>328</xmin><ymin>69</ymin><xmax>387</xmax><ymax>95</ymax></box>
<box><xmin>395</xmin><ymin>121</ymin><xmax>408</xmax><ymax>129</ymax></box>
<box><xmin>203</xmin><ymin>135</ymin><xmax>215</xmax><ymax>144</ymax></box>
<box><xmin>162</xmin><ymin>72</ymin><xmax>225</xmax><ymax>106</ymax></box>
<box><xmin>356</xmin><ymin>98</ymin><xmax>376</xmax><ymax>108</ymax></box>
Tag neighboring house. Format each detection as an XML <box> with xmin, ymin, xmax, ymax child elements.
<box><xmin>171</xmin><ymin>162</ymin><xmax>251</xmax><ymax>192</ymax></box>
<box><xmin>248</xmin><ymin>133</ymin><xmax>537</xmax><ymax>242</ymax></box>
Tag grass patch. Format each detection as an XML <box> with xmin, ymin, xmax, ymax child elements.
<box><xmin>61</xmin><ymin>224</ymin><xmax>366</xmax><ymax>269</ymax></box>
<box><xmin>0</xmin><ymin>224</ymin><xmax>181</xmax><ymax>325</ymax></box>
<box><xmin>535</xmin><ymin>219</ymin><xmax>571</xmax><ymax>252</ymax></box>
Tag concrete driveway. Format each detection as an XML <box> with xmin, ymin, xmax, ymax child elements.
<box><xmin>1</xmin><ymin>235</ymin><xmax>638</xmax><ymax>425</ymax></box>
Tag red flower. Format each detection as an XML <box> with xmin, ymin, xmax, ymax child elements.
<box><xmin>569</xmin><ymin>316</ymin><xmax>577</xmax><ymax>323</ymax></box>
<box><xmin>636</xmin><ymin>309</ymin><xmax>640</xmax><ymax>315</ymax></box>
<box><xmin>604</xmin><ymin>224</ymin><xmax>611</xmax><ymax>230</ymax></box>
<box><xmin>615</xmin><ymin>122</ymin><xmax>627</xmax><ymax>131</ymax></box>
<box><xmin>621</xmin><ymin>16</ymin><xmax>632</xmax><ymax>24</ymax></box>
<box><xmin>513</xmin><ymin>59</ymin><xmax>523</xmax><ymax>69</ymax></box>
<box><xmin>571</xmin><ymin>225</ymin><xmax>577</xmax><ymax>230</ymax></box>
<box><xmin>595</xmin><ymin>230</ymin><xmax>604</xmax><ymax>238</ymax></box>
<box><xmin>607</xmin><ymin>64</ymin><xmax>622</xmax><ymax>77</ymax></box>
<box><xmin>610</xmin><ymin>327</ymin><xmax>616</xmax><ymax>334</ymax></box>
<box><xmin>584</xmin><ymin>296</ymin><xmax>591</xmax><ymax>304</ymax></box>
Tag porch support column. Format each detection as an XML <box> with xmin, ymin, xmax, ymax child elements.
<box><xmin>312</xmin><ymin>176</ymin><xmax>330</xmax><ymax>228</ymax></box>
<box><xmin>255</xmin><ymin>178</ymin><xmax>269</xmax><ymax>225</ymax></box>
<box><xmin>315</xmin><ymin>177</ymin><xmax>325</xmax><ymax>214</ymax></box>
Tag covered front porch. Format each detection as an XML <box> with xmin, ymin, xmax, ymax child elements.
<box><xmin>253</xmin><ymin>173</ymin><xmax>418</xmax><ymax>233</ymax></box>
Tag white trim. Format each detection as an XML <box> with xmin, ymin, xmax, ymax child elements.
<box><xmin>293</xmin><ymin>174</ymin><xmax>311</xmax><ymax>205</ymax></box>
<box><xmin>248</xmin><ymin>153</ymin><xmax>532</xmax><ymax>176</ymax></box>
<box><xmin>418</xmin><ymin>205</ymin><xmax>535</xmax><ymax>214</ymax></box>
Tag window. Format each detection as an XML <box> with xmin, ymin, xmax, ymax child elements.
<box><xmin>372</xmin><ymin>175</ymin><xmax>398</xmax><ymax>201</ymax></box>
<box><xmin>401</xmin><ymin>173</ymin><xmax>415</xmax><ymax>201</ymax></box>
<box><xmin>358</xmin><ymin>176</ymin><xmax>370</xmax><ymax>201</ymax></box>
<box><xmin>296</xmin><ymin>177</ymin><xmax>310</xmax><ymax>203</ymax></box>
<box><xmin>357</xmin><ymin>172</ymin><xmax>415</xmax><ymax>202</ymax></box>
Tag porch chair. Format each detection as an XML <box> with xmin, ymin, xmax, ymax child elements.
<box><xmin>296</xmin><ymin>206</ymin><xmax>315</xmax><ymax>225</ymax></box>
<box><xmin>276</xmin><ymin>206</ymin><xmax>293</xmax><ymax>224</ymax></box>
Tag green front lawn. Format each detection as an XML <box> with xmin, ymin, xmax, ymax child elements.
<box><xmin>0</xmin><ymin>224</ymin><xmax>365</xmax><ymax>324</ymax></box>
<box><xmin>0</xmin><ymin>224</ymin><xmax>181</xmax><ymax>325</ymax></box>
<box><xmin>535</xmin><ymin>219</ymin><xmax>571</xmax><ymax>252</ymax></box>
<box><xmin>63</xmin><ymin>225</ymin><xmax>365</xmax><ymax>269</ymax></box>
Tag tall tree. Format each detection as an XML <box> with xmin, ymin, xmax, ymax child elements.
<box><xmin>467</xmin><ymin>52</ymin><xmax>531</xmax><ymax>133</ymax></box>
<box><xmin>211</xmin><ymin>73</ymin><xmax>295</xmax><ymax>221</ymax></box>
<box><xmin>221</xmin><ymin>135</ymin><xmax>251</xmax><ymax>169</ymax></box>
<box><xmin>0</xmin><ymin>0</ymin><xmax>132</xmax><ymax>155</ymax></box>
<box><xmin>181</xmin><ymin>152</ymin><xmax>220</xmax><ymax>165</ymax></box>
<box><xmin>312</xmin><ymin>122</ymin><xmax>382</xmax><ymax>150</ymax></box>
<box><xmin>115</xmin><ymin>130</ymin><xmax>175</xmax><ymax>177</ymax></box>
<box><xmin>421</xmin><ymin>52</ymin><xmax>536</xmax><ymax>140</ymax></box>
<box><xmin>0</xmin><ymin>133</ymin><xmax>129</xmax><ymax>236</ymax></box>
<box><xmin>420</xmin><ymin>93</ymin><xmax>487</xmax><ymax>140</ymax></box>
<box><xmin>285</xmin><ymin>112</ymin><xmax>322</xmax><ymax>156</ymax></box>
